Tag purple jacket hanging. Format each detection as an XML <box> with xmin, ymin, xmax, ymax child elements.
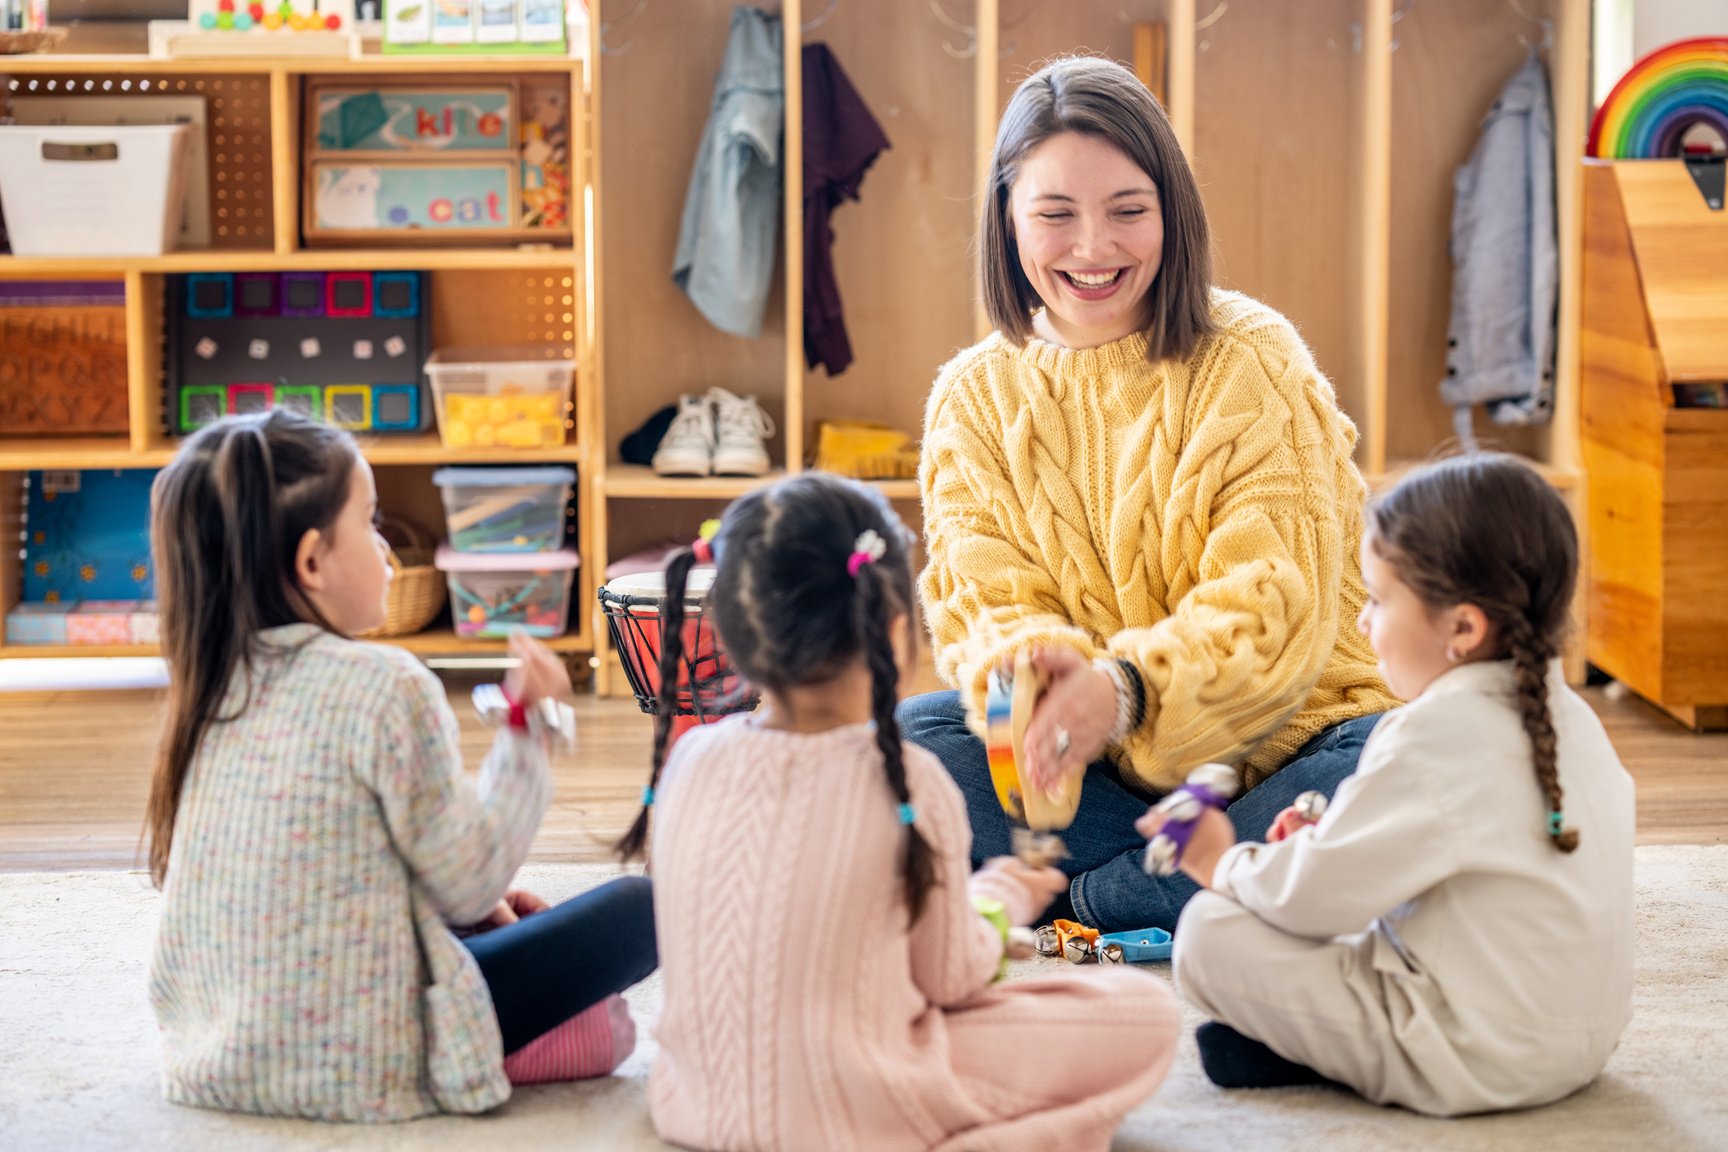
<box><xmin>802</xmin><ymin>42</ymin><xmax>889</xmax><ymax>376</ymax></box>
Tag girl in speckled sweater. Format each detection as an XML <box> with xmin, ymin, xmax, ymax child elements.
<box><xmin>145</xmin><ymin>411</ymin><xmax>656</xmax><ymax>1122</ymax></box>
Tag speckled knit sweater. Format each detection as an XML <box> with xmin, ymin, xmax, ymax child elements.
<box><xmin>919</xmin><ymin>291</ymin><xmax>1395</xmax><ymax>793</ymax></box>
<box><xmin>148</xmin><ymin>623</ymin><xmax>550</xmax><ymax>1121</ymax></box>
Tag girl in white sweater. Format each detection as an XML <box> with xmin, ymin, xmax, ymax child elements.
<box><xmin>146</xmin><ymin>412</ymin><xmax>656</xmax><ymax>1121</ymax></box>
<box><xmin>1145</xmin><ymin>453</ymin><xmax>1635</xmax><ymax>1116</ymax></box>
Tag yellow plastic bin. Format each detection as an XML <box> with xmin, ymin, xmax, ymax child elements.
<box><xmin>425</xmin><ymin>345</ymin><xmax>575</xmax><ymax>450</ymax></box>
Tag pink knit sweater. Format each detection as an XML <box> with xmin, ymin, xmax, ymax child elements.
<box><xmin>648</xmin><ymin>716</ymin><xmax>1179</xmax><ymax>1152</ymax></box>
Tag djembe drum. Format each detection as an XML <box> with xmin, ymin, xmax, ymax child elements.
<box><xmin>598</xmin><ymin>569</ymin><xmax>757</xmax><ymax>744</ymax></box>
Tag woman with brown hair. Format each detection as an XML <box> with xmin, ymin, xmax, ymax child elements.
<box><xmin>901</xmin><ymin>55</ymin><xmax>1395</xmax><ymax>933</ymax></box>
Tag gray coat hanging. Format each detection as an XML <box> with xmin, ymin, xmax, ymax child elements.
<box><xmin>1441</xmin><ymin>51</ymin><xmax>1557</xmax><ymax>449</ymax></box>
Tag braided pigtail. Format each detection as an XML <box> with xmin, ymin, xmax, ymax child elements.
<box><xmin>856</xmin><ymin>561</ymin><xmax>938</xmax><ymax>921</ymax></box>
<box><xmin>615</xmin><ymin>546</ymin><xmax>700</xmax><ymax>863</ymax></box>
<box><xmin>1505</xmin><ymin>615</ymin><xmax>1578</xmax><ymax>853</ymax></box>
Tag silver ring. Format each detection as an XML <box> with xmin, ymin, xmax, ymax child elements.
<box><xmin>1053</xmin><ymin>726</ymin><xmax>1071</xmax><ymax>759</ymax></box>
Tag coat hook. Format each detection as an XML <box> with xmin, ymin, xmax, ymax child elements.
<box><xmin>802</xmin><ymin>0</ymin><xmax>838</xmax><ymax>34</ymax></box>
<box><xmin>1508</xmin><ymin>0</ymin><xmax>1552</xmax><ymax>53</ymax></box>
<box><xmin>929</xmin><ymin>0</ymin><xmax>976</xmax><ymax>59</ymax></box>
<box><xmin>599</xmin><ymin>0</ymin><xmax>646</xmax><ymax>56</ymax></box>
<box><xmin>1195</xmin><ymin>0</ymin><xmax>1227</xmax><ymax>55</ymax></box>
<box><xmin>1390</xmin><ymin>0</ymin><xmax>1417</xmax><ymax>53</ymax></box>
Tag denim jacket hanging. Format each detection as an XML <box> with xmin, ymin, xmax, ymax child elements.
<box><xmin>1441</xmin><ymin>51</ymin><xmax>1557</xmax><ymax>448</ymax></box>
<box><xmin>672</xmin><ymin>6</ymin><xmax>784</xmax><ymax>339</ymax></box>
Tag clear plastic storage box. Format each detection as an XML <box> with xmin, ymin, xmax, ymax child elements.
<box><xmin>432</xmin><ymin>465</ymin><xmax>575</xmax><ymax>553</ymax></box>
<box><xmin>436</xmin><ymin>546</ymin><xmax>580</xmax><ymax>638</ymax></box>
<box><xmin>0</xmin><ymin>124</ymin><xmax>192</xmax><ymax>256</ymax></box>
<box><xmin>425</xmin><ymin>346</ymin><xmax>576</xmax><ymax>450</ymax></box>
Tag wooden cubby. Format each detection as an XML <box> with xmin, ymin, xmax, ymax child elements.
<box><xmin>585</xmin><ymin>0</ymin><xmax>1593</xmax><ymax>691</ymax></box>
<box><xmin>1580</xmin><ymin>160</ymin><xmax>1728</xmax><ymax>731</ymax></box>
<box><xmin>0</xmin><ymin>54</ymin><xmax>594</xmax><ymax>661</ymax></box>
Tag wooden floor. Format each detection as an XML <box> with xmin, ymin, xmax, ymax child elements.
<box><xmin>1</xmin><ymin>676</ymin><xmax>1722</xmax><ymax>872</ymax></box>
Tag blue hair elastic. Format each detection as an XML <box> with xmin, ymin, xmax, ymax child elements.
<box><xmin>643</xmin><ymin>786</ymin><xmax>656</xmax><ymax>807</ymax></box>
<box><xmin>1548</xmin><ymin>810</ymin><xmax>1564</xmax><ymax>835</ymax></box>
<box><xmin>897</xmin><ymin>802</ymin><xmax>916</xmax><ymax>826</ymax></box>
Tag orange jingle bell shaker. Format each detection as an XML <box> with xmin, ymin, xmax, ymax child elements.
<box><xmin>984</xmin><ymin>652</ymin><xmax>1083</xmax><ymax>866</ymax></box>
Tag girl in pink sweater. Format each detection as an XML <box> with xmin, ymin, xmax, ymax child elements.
<box><xmin>617</xmin><ymin>472</ymin><xmax>1179</xmax><ymax>1152</ymax></box>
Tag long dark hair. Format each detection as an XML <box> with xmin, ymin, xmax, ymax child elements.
<box><xmin>144</xmin><ymin>410</ymin><xmax>358</xmax><ymax>885</ymax></box>
<box><xmin>980</xmin><ymin>55</ymin><xmax>1217</xmax><ymax>360</ymax></box>
<box><xmin>616</xmin><ymin>473</ymin><xmax>940</xmax><ymax>919</ymax></box>
<box><xmin>1368</xmin><ymin>453</ymin><xmax>1580</xmax><ymax>852</ymax></box>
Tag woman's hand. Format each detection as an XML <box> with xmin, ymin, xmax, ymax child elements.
<box><xmin>967</xmin><ymin>857</ymin><xmax>1070</xmax><ymax>927</ymax></box>
<box><xmin>1135</xmin><ymin>805</ymin><xmax>1237</xmax><ymax>890</ymax></box>
<box><xmin>504</xmin><ymin>631</ymin><xmax>575</xmax><ymax>710</ymax></box>
<box><xmin>1019</xmin><ymin>647</ymin><xmax>1116</xmax><ymax>797</ymax></box>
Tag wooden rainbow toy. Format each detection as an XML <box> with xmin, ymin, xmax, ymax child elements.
<box><xmin>984</xmin><ymin>652</ymin><xmax>1084</xmax><ymax>858</ymax></box>
<box><xmin>1588</xmin><ymin>37</ymin><xmax>1728</xmax><ymax>159</ymax></box>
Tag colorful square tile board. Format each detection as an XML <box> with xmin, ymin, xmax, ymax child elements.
<box><xmin>166</xmin><ymin>270</ymin><xmax>431</xmax><ymax>435</ymax></box>
<box><xmin>21</xmin><ymin>468</ymin><xmax>157</xmax><ymax>603</ymax></box>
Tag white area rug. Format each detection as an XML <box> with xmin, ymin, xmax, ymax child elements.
<box><xmin>3</xmin><ymin>848</ymin><xmax>1724</xmax><ymax>1151</ymax></box>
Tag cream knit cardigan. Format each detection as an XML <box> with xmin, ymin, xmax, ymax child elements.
<box><xmin>920</xmin><ymin>291</ymin><xmax>1394</xmax><ymax>793</ymax></box>
<box><xmin>149</xmin><ymin>624</ymin><xmax>549</xmax><ymax>1120</ymax></box>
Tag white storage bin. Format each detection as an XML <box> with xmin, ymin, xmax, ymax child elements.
<box><xmin>0</xmin><ymin>124</ymin><xmax>193</xmax><ymax>257</ymax></box>
<box><xmin>425</xmin><ymin>345</ymin><xmax>575</xmax><ymax>450</ymax></box>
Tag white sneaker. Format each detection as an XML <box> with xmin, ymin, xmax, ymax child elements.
<box><xmin>708</xmin><ymin>387</ymin><xmax>774</xmax><ymax>477</ymax></box>
<box><xmin>652</xmin><ymin>393</ymin><xmax>716</xmax><ymax>477</ymax></box>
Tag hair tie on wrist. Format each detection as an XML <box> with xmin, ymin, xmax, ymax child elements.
<box><xmin>897</xmin><ymin>802</ymin><xmax>916</xmax><ymax>826</ymax></box>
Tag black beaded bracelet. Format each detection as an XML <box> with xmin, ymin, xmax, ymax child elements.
<box><xmin>1115</xmin><ymin>658</ymin><xmax>1147</xmax><ymax>731</ymax></box>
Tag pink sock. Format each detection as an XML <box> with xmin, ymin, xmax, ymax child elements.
<box><xmin>503</xmin><ymin>994</ymin><xmax>637</xmax><ymax>1085</ymax></box>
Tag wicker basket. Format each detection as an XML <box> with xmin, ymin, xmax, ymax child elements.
<box><xmin>360</xmin><ymin>519</ymin><xmax>447</xmax><ymax>638</ymax></box>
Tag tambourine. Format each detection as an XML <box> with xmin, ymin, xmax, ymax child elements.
<box><xmin>985</xmin><ymin>652</ymin><xmax>1083</xmax><ymax>865</ymax></box>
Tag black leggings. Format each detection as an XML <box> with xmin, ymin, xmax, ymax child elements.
<box><xmin>461</xmin><ymin>874</ymin><xmax>658</xmax><ymax>1054</ymax></box>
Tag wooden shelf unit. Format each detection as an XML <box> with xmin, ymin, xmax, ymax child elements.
<box><xmin>0</xmin><ymin>53</ymin><xmax>596</xmax><ymax>660</ymax></box>
<box><xmin>1580</xmin><ymin>160</ymin><xmax>1728</xmax><ymax>731</ymax></box>
<box><xmin>583</xmin><ymin>0</ymin><xmax>1593</xmax><ymax>691</ymax></box>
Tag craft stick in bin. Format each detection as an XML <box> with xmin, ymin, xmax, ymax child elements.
<box><xmin>433</xmin><ymin>466</ymin><xmax>575</xmax><ymax>553</ymax></box>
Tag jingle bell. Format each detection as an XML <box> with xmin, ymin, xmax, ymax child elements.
<box><xmin>1143</xmin><ymin>836</ymin><xmax>1180</xmax><ymax>877</ymax></box>
<box><xmin>1293</xmin><ymin>790</ymin><xmax>1328</xmax><ymax>823</ymax></box>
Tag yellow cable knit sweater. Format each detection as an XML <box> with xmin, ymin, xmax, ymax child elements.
<box><xmin>919</xmin><ymin>290</ymin><xmax>1395</xmax><ymax>794</ymax></box>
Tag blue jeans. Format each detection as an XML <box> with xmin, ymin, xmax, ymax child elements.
<box><xmin>897</xmin><ymin>692</ymin><xmax>1382</xmax><ymax>934</ymax></box>
<box><xmin>463</xmin><ymin>874</ymin><xmax>657</xmax><ymax>1054</ymax></box>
